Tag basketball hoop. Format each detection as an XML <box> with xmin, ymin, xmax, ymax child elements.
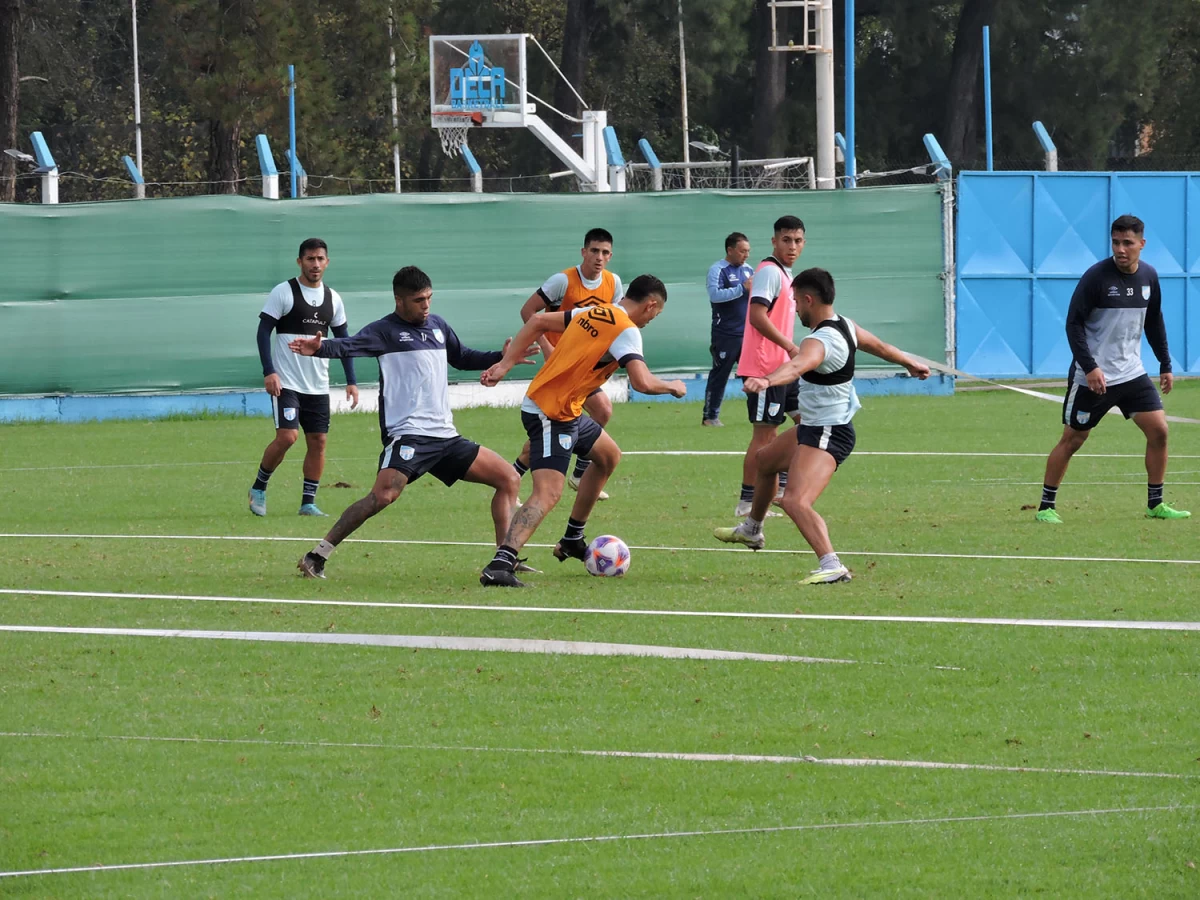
<box><xmin>433</xmin><ymin>110</ymin><xmax>484</xmax><ymax>157</ymax></box>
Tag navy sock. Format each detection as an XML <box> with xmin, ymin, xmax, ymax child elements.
<box><xmin>778</xmin><ymin>471</ymin><xmax>788</xmax><ymax>489</ymax></box>
<box><xmin>252</xmin><ymin>466</ymin><xmax>273</xmax><ymax>491</ymax></box>
<box><xmin>572</xmin><ymin>456</ymin><xmax>592</xmax><ymax>480</ymax></box>
<box><xmin>1148</xmin><ymin>483</ymin><xmax>1164</xmax><ymax>508</ymax></box>
<box><xmin>564</xmin><ymin>517</ymin><xmax>587</xmax><ymax>542</ymax></box>
<box><xmin>302</xmin><ymin>479</ymin><xmax>319</xmax><ymax>506</ymax></box>
<box><xmin>739</xmin><ymin>483</ymin><xmax>755</xmax><ymax>503</ymax></box>
<box><xmin>1039</xmin><ymin>484</ymin><xmax>1058</xmax><ymax>511</ymax></box>
<box><xmin>488</xmin><ymin>545</ymin><xmax>519</xmax><ymax>572</ymax></box>
<box><xmin>513</xmin><ymin>459</ymin><xmax>529</xmax><ymax>477</ymax></box>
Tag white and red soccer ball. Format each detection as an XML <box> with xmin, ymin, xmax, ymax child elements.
<box><xmin>585</xmin><ymin>535</ymin><xmax>631</xmax><ymax>577</ymax></box>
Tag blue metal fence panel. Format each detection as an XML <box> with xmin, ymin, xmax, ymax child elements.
<box><xmin>957</xmin><ymin>171</ymin><xmax>1199</xmax><ymax>377</ymax></box>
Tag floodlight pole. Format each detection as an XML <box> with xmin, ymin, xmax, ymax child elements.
<box><xmin>388</xmin><ymin>10</ymin><xmax>401</xmax><ymax>193</ymax></box>
<box><xmin>131</xmin><ymin>0</ymin><xmax>145</xmax><ymax>198</ymax></box>
<box><xmin>844</xmin><ymin>0</ymin><xmax>856</xmax><ymax>188</ymax></box>
<box><xmin>982</xmin><ymin>25</ymin><xmax>993</xmax><ymax>171</ymax></box>
<box><xmin>814</xmin><ymin>0</ymin><xmax>835</xmax><ymax>189</ymax></box>
<box><xmin>288</xmin><ymin>65</ymin><xmax>298</xmax><ymax>198</ymax></box>
<box><xmin>677</xmin><ymin>0</ymin><xmax>691</xmax><ymax>189</ymax></box>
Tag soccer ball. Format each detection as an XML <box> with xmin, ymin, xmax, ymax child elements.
<box><xmin>585</xmin><ymin>535</ymin><xmax>631</xmax><ymax>577</ymax></box>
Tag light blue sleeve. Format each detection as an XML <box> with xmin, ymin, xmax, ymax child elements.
<box><xmin>707</xmin><ymin>261</ymin><xmax>743</xmax><ymax>304</ymax></box>
<box><xmin>609</xmin><ymin>325</ymin><xmax>644</xmax><ymax>363</ymax></box>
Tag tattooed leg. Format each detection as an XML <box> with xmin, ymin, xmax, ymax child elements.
<box><xmin>501</xmin><ymin>469</ymin><xmax>564</xmax><ymax>551</ymax></box>
<box><xmin>326</xmin><ymin>469</ymin><xmax>407</xmax><ymax>546</ymax></box>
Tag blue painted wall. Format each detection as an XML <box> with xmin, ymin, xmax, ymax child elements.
<box><xmin>956</xmin><ymin>172</ymin><xmax>1200</xmax><ymax>377</ymax></box>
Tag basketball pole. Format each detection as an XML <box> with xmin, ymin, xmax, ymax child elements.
<box><xmin>677</xmin><ymin>0</ymin><xmax>691</xmax><ymax>190</ymax></box>
<box><xmin>815</xmin><ymin>0</ymin><xmax>835</xmax><ymax>189</ymax></box>
<box><xmin>388</xmin><ymin>9</ymin><xmax>401</xmax><ymax>193</ymax></box>
<box><xmin>982</xmin><ymin>25</ymin><xmax>993</xmax><ymax>171</ymax></box>
<box><xmin>288</xmin><ymin>65</ymin><xmax>298</xmax><ymax>199</ymax></box>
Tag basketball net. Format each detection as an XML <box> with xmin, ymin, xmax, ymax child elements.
<box><xmin>437</xmin><ymin>117</ymin><xmax>471</xmax><ymax>157</ymax></box>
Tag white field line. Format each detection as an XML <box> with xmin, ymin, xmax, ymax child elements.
<box><xmin>4</xmin><ymin>588</ymin><xmax>1200</xmax><ymax>633</ymax></box>
<box><xmin>2</xmin><ymin>731</ymin><xmax>1191</xmax><ymax>781</ymax></box>
<box><xmin>5</xmin><ymin>451</ymin><xmax>1200</xmax><ymax>472</ymax></box>
<box><xmin>0</xmin><ymin>805</ymin><xmax>1190</xmax><ymax>879</ymax></box>
<box><xmin>0</xmin><ymin>625</ymin><xmax>849</xmax><ymax>664</ymax></box>
<box><xmin>2</xmin><ymin>532</ymin><xmax>1200</xmax><ymax>568</ymax></box>
<box><xmin>950</xmin><ymin>481</ymin><xmax>1200</xmax><ymax>487</ymax></box>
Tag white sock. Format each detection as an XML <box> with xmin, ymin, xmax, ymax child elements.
<box><xmin>742</xmin><ymin>516</ymin><xmax>763</xmax><ymax>536</ymax></box>
<box><xmin>818</xmin><ymin>552</ymin><xmax>841</xmax><ymax>570</ymax></box>
<box><xmin>313</xmin><ymin>539</ymin><xmax>336</xmax><ymax>559</ymax></box>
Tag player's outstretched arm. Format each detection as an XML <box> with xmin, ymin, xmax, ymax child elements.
<box><xmin>625</xmin><ymin>359</ymin><xmax>687</xmax><ymax>398</ymax></box>
<box><xmin>288</xmin><ymin>333</ymin><xmax>323</xmax><ymax>356</ymax></box>
<box><xmin>855</xmin><ymin>326</ymin><xmax>930</xmax><ymax>379</ymax></box>
<box><xmin>743</xmin><ymin>339</ymin><xmax>827</xmax><ymax>395</ymax></box>
<box><xmin>481</xmin><ymin>312</ymin><xmax>566</xmax><ymax>387</ymax></box>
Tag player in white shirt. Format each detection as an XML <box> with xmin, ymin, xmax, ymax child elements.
<box><xmin>249</xmin><ymin>238</ymin><xmax>359</xmax><ymax>517</ymax></box>
<box><xmin>714</xmin><ymin>268</ymin><xmax>930</xmax><ymax>584</ymax></box>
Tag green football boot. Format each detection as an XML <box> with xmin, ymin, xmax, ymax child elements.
<box><xmin>1034</xmin><ymin>508</ymin><xmax>1063</xmax><ymax>524</ymax></box>
<box><xmin>1146</xmin><ymin>503</ymin><xmax>1191</xmax><ymax>520</ymax></box>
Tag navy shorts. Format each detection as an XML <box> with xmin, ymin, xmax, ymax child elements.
<box><xmin>745</xmin><ymin>379</ymin><xmax>800</xmax><ymax>426</ymax></box>
<box><xmin>796</xmin><ymin>422</ymin><xmax>856</xmax><ymax>468</ymax></box>
<box><xmin>521</xmin><ymin>411</ymin><xmax>603</xmax><ymax>474</ymax></box>
<box><xmin>273</xmin><ymin>389</ymin><xmax>330</xmax><ymax>434</ymax></box>
<box><xmin>1063</xmin><ymin>373</ymin><xmax>1162</xmax><ymax>431</ymax></box>
<box><xmin>379</xmin><ymin>434</ymin><xmax>481</xmax><ymax>486</ymax></box>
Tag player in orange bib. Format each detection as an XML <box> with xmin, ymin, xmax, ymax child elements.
<box><xmin>479</xmin><ymin>275</ymin><xmax>687</xmax><ymax>587</ymax></box>
<box><xmin>514</xmin><ymin>227</ymin><xmax>623</xmax><ymax>500</ymax></box>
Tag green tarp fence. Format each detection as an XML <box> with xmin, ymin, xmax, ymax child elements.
<box><xmin>2</xmin><ymin>186</ymin><xmax>946</xmax><ymax>395</ymax></box>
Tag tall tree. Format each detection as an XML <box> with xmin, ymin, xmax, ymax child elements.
<box><xmin>941</xmin><ymin>0</ymin><xmax>994</xmax><ymax>165</ymax></box>
<box><xmin>751</xmin><ymin>0</ymin><xmax>787</xmax><ymax>157</ymax></box>
<box><xmin>0</xmin><ymin>0</ymin><xmax>18</xmax><ymax>202</ymax></box>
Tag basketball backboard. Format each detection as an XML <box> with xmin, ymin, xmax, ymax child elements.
<box><xmin>429</xmin><ymin>34</ymin><xmax>531</xmax><ymax>128</ymax></box>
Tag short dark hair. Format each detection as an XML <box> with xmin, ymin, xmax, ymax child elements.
<box><xmin>725</xmin><ymin>232</ymin><xmax>748</xmax><ymax>251</ymax></box>
<box><xmin>773</xmin><ymin>215</ymin><xmax>805</xmax><ymax>235</ymax></box>
<box><xmin>583</xmin><ymin>227</ymin><xmax>614</xmax><ymax>247</ymax></box>
<box><xmin>392</xmin><ymin>266</ymin><xmax>432</xmax><ymax>296</ymax></box>
<box><xmin>792</xmin><ymin>267</ymin><xmax>835</xmax><ymax>305</ymax></box>
<box><xmin>298</xmin><ymin>238</ymin><xmax>328</xmax><ymax>257</ymax></box>
<box><xmin>625</xmin><ymin>273</ymin><xmax>667</xmax><ymax>303</ymax></box>
<box><xmin>1111</xmin><ymin>214</ymin><xmax>1144</xmax><ymax>236</ymax></box>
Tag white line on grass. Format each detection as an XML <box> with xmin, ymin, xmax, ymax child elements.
<box><xmin>3</xmin><ymin>532</ymin><xmax>1200</xmax><ymax>567</ymax></box>
<box><xmin>0</xmin><ymin>805</ymin><xmax>1189</xmax><ymax>879</ymax></box>
<box><xmin>0</xmin><ymin>625</ymin><xmax>850</xmax><ymax>664</ymax></box>
<box><xmin>6</xmin><ymin>451</ymin><xmax>1200</xmax><ymax>472</ymax></box>
<box><xmin>4</xmin><ymin>588</ymin><xmax>1199</xmax><ymax>632</ymax></box>
<box><xmin>2</xmin><ymin>731</ymin><xmax>1191</xmax><ymax>781</ymax></box>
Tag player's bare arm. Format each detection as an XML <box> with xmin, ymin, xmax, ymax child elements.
<box><xmin>625</xmin><ymin>359</ymin><xmax>687</xmax><ymax>398</ymax></box>
<box><xmin>744</xmin><ymin>338</ymin><xmax>826</xmax><ymax>395</ymax></box>
<box><xmin>520</xmin><ymin>291</ymin><xmax>557</xmax><ymax>358</ymax></box>
<box><xmin>747</xmin><ymin>303</ymin><xmax>800</xmax><ymax>358</ymax></box>
<box><xmin>854</xmin><ymin>326</ymin><xmax>931</xmax><ymax>379</ymax></box>
<box><xmin>482</xmin><ymin>313</ymin><xmax>565</xmax><ymax>385</ymax></box>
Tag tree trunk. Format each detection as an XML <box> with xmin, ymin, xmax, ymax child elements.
<box><xmin>554</xmin><ymin>0</ymin><xmax>593</xmax><ymax>137</ymax></box>
<box><xmin>752</xmin><ymin>0</ymin><xmax>787</xmax><ymax>158</ymax></box>
<box><xmin>0</xmin><ymin>0</ymin><xmax>19</xmax><ymax>203</ymax></box>
<box><xmin>208</xmin><ymin>120</ymin><xmax>242</xmax><ymax>194</ymax></box>
<box><xmin>942</xmin><ymin>0</ymin><xmax>996</xmax><ymax>166</ymax></box>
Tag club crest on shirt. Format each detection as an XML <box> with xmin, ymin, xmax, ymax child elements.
<box><xmin>1142</xmin><ymin>285</ymin><xmax>1151</xmax><ymax>300</ymax></box>
<box><xmin>768</xmin><ymin>402</ymin><xmax>781</xmax><ymax>416</ymax></box>
<box><xmin>283</xmin><ymin>408</ymin><xmax>297</xmax><ymax>421</ymax></box>
<box><xmin>558</xmin><ymin>434</ymin><xmax>573</xmax><ymax>450</ymax></box>
<box><xmin>432</xmin><ymin>328</ymin><xmax>445</xmax><ymax>343</ymax></box>
<box><xmin>399</xmin><ymin>445</ymin><xmax>415</xmax><ymax>461</ymax></box>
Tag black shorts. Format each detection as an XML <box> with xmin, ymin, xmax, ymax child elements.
<box><xmin>1063</xmin><ymin>373</ymin><xmax>1162</xmax><ymax>431</ymax></box>
<box><xmin>796</xmin><ymin>422</ymin><xmax>856</xmax><ymax>467</ymax></box>
<box><xmin>745</xmin><ymin>379</ymin><xmax>800</xmax><ymax>426</ymax></box>
<box><xmin>273</xmin><ymin>389</ymin><xmax>330</xmax><ymax>434</ymax></box>
<box><xmin>379</xmin><ymin>434</ymin><xmax>481</xmax><ymax>486</ymax></box>
<box><xmin>521</xmin><ymin>410</ymin><xmax>603</xmax><ymax>475</ymax></box>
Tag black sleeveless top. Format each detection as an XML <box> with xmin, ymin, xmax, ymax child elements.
<box><xmin>277</xmin><ymin>278</ymin><xmax>334</xmax><ymax>335</ymax></box>
<box><xmin>801</xmin><ymin>316</ymin><xmax>857</xmax><ymax>385</ymax></box>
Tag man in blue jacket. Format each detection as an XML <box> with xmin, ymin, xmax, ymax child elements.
<box><xmin>703</xmin><ymin>232</ymin><xmax>753</xmax><ymax>426</ymax></box>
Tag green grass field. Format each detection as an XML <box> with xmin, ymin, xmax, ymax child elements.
<box><xmin>2</xmin><ymin>386</ymin><xmax>1199</xmax><ymax>897</ymax></box>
